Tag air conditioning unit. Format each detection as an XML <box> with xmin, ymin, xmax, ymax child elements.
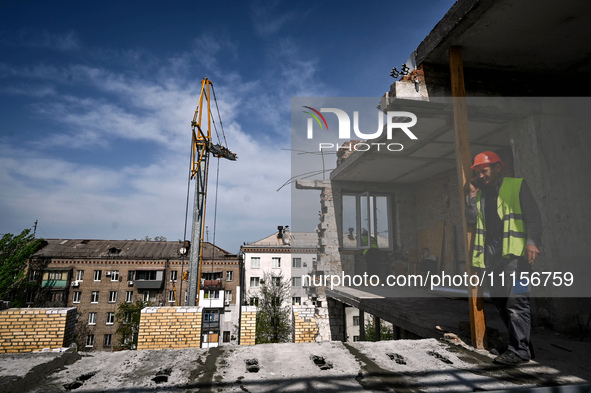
<box><xmin>71</xmin><ymin>281</ymin><xmax>80</xmax><ymax>287</ymax></box>
<box><xmin>127</xmin><ymin>281</ymin><xmax>134</xmax><ymax>286</ymax></box>
<box><xmin>105</xmin><ymin>271</ymin><xmax>111</xmax><ymax>276</ymax></box>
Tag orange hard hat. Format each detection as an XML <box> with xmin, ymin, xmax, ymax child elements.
<box><xmin>471</xmin><ymin>151</ymin><xmax>503</xmax><ymax>169</ymax></box>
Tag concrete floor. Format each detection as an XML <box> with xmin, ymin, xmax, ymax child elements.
<box><xmin>1</xmin><ymin>335</ymin><xmax>590</xmax><ymax>393</ymax></box>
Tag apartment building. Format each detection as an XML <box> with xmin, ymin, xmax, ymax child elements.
<box><xmin>241</xmin><ymin>226</ymin><xmax>317</xmax><ymax>308</ymax></box>
<box><xmin>27</xmin><ymin>239</ymin><xmax>241</xmax><ymax>350</ymax></box>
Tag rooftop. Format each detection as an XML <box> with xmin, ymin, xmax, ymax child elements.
<box><xmin>1</xmin><ymin>337</ymin><xmax>590</xmax><ymax>392</ymax></box>
<box><xmin>30</xmin><ymin>239</ymin><xmax>236</xmax><ymax>260</ymax></box>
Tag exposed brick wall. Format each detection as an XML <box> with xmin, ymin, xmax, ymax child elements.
<box><xmin>136</xmin><ymin>306</ymin><xmax>202</xmax><ymax>350</ymax></box>
<box><xmin>293</xmin><ymin>306</ymin><xmax>319</xmax><ymax>343</ymax></box>
<box><xmin>0</xmin><ymin>308</ymin><xmax>77</xmax><ymax>353</ymax></box>
<box><xmin>239</xmin><ymin>306</ymin><xmax>257</xmax><ymax>345</ymax></box>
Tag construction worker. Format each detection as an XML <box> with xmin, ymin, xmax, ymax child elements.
<box><xmin>361</xmin><ymin>229</ymin><xmax>381</xmax><ymax>277</ymax></box>
<box><xmin>465</xmin><ymin>151</ymin><xmax>542</xmax><ymax>366</ymax></box>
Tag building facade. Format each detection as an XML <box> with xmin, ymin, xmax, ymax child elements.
<box><xmin>27</xmin><ymin>239</ymin><xmax>241</xmax><ymax>350</ymax></box>
<box><xmin>241</xmin><ymin>227</ymin><xmax>317</xmax><ymax>309</ymax></box>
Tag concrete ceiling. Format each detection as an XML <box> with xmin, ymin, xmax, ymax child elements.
<box><xmin>417</xmin><ymin>0</ymin><xmax>591</xmax><ymax>73</ymax></box>
<box><xmin>331</xmin><ymin>0</ymin><xmax>590</xmax><ymax>185</ymax></box>
<box><xmin>330</xmin><ymin>99</ymin><xmax>516</xmax><ymax>184</ymax></box>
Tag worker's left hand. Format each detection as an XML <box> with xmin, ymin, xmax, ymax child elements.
<box><xmin>525</xmin><ymin>244</ymin><xmax>540</xmax><ymax>265</ymax></box>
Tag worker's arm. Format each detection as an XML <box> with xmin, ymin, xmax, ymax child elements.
<box><xmin>465</xmin><ymin>179</ymin><xmax>480</xmax><ymax>225</ymax></box>
<box><xmin>520</xmin><ymin>180</ymin><xmax>543</xmax><ymax>264</ymax></box>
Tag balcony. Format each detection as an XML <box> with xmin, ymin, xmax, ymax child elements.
<box><xmin>134</xmin><ymin>270</ymin><xmax>164</xmax><ymax>290</ymax></box>
<box><xmin>201</xmin><ymin>279</ymin><xmax>223</xmax><ymax>289</ymax></box>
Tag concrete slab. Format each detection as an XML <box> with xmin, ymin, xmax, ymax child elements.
<box><xmin>1</xmin><ymin>338</ymin><xmax>589</xmax><ymax>392</ymax></box>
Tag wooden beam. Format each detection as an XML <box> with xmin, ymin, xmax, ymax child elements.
<box><xmin>449</xmin><ymin>46</ymin><xmax>487</xmax><ymax>349</ymax></box>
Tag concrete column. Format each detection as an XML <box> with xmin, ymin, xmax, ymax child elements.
<box><xmin>327</xmin><ymin>297</ymin><xmax>345</xmax><ymax>342</ymax></box>
<box><xmin>359</xmin><ymin>310</ymin><xmax>365</xmax><ymax>341</ymax></box>
<box><xmin>375</xmin><ymin>317</ymin><xmax>381</xmax><ymax>342</ymax></box>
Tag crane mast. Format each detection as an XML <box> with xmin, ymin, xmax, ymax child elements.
<box><xmin>187</xmin><ymin>78</ymin><xmax>236</xmax><ymax>307</ymax></box>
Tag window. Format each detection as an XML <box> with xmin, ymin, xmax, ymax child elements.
<box><xmin>249</xmin><ymin>297</ymin><xmax>259</xmax><ymax>306</ymax></box>
<box><xmin>225</xmin><ymin>290</ymin><xmax>232</xmax><ymax>302</ymax></box>
<box><xmin>75</xmin><ymin>270</ymin><xmax>84</xmax><ymax>281</ymax></box>
<box><xmin>272</xmin><ymin>257</ymin><xmax>281</xmax><ymax>268</ymax></box>
<box><xmin>342</xmin><ymin>194</ymin><xmax>391</xmax><ymax>250</ymax></box>
<box><xmin>292</xmin><ymin>277</ymin><xmax>301</xmax><ymax>287</ymax></box>
<box><xmin>143</xmin><ymin>291</ymin><xmax>150</xmax><ymax>302</ymax></box>
<box><xmin>86</xmin><ymin>334</ymin><xmax>95</xmax><ymax>348</ymax></box>
<box><xmin>103</xmin><ymin>334</ymin><xmax>112</xmax><ymax>347</ymax></box>
<box><xmin>26</xmin><ymin>291</ymin><xmax>35</xmax><ymax>303</ymax></box>
<box><xmin>94</xmin><ymin>270</ymin><xmax>102</xmax><ymax>281</ymax></box>
<box><xmin>108</xmin><ymin>291</ymin><xmax>118</xmax><ymax>303</ymax></box>
<box><xmin>72</xmin><ymin>291</ymin><xmax>81</xmax><ymax>303</ymax></box>
<box><xmin>29</xmin><ymin>270</ymin><xmax>40</xmax><ymax>281</ymax></box>
<box><xmin>136</xmin><ymin>271</ymin><xmax>157</xmax><ymax>280</ymax></box>
<box><xmin>126</xmin><ymin>291</ymin><xmax>133</xmax><ymax>303</ymax></box>
<box><xmin>88</xmin><ymin>312</ymin><xmax>97</xmax><ymax>325</ymax></box>
<box><xmin>223</xmin><ymin>331</ymin><xmax>231</xmax><ymax>343</ymax></box>
<box><xmin>111</xmin><ymin>270</ymin><xmax>119</xmax><ymax>281</ymax></box>
<box><xmin>106</xmin><ymin>312</ymin><xmax>115</xmax><ymax>325</ymax></box>
<box><xmin>226</xmin><ymin>271</ymin><xmax>233</xmax><ymax>281</ymax></box>
<box><xmin>168</xmin><ymin>290</ymin><xmax>175</xmax><ymax>303</ymax></box>
<box><xmin>203</xmin><ymin>290</ymin><xmax>220</xmax><ymax>299</ymax></box>
<box><xmin>91</xmin><ymin>291</ymin><xmax>99</xmax><ymax>303</ymax></box>
<box><xmin>353</xmin><ymin>336</ymin><xmax>360</xmax><ymax>342</ymax></box>
<box><xmin>170</xmin><ymin>270</ymin><xmax>178</xmax><ymax>282</ymax></box>
<box><xmin>250</xmin><ymin>277</ymin><xmax>260</xmax><ymax>288</ymax></box>
<box><xmin>123</xmin><ymin>312</ymin><xmax>132</xmax><ymax>324</ymax></box>
<box><xmin>250</xmin><ymin>257</ymin><xmax>260</xmax><ymax>268</ymax></box>
<box><xmin>353</xmin><ymin>316</ymin><xmax>360</xmax><ymax>326</ymax></box>
<box><xmin>48</xmin><ymin>271</ymin><xmax>62</xmax><ymax>280</ymax></box>
<box><xmin>272</xmin><ymin>277</ymin><xmax>281</xmax><ymax>286</ymax></box>
<box><xmin>292</xmin><ymin>258</ymin><xmax>301</xmax><ymax>268</ymax></box>
<box><xmin>202</xmin><ymin>309</ymin><xmax>220</xmax><ymax>330</ymax></box>
<box><xmin>292</xmin><ymin>297</ymin><xmax>301</xmax><ymax>305</ymax></box>
<box><xmin>50</xmin><ymin>292</ymin><xmax>64</xmax><ymax>302</ymax></box>
<box><xmin>128</xmin><ymin>271</ymin><xmax>136</xmax><ymax>281</ymax></box>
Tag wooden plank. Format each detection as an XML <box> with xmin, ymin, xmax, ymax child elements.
<box><xmin>443</xmin><ymin>225</ymin><xmax>456</xmax><ymax>274</ymax></box>
<box><xmin>449</xmin><ymin>46</ymin><xmax>487</xmax><ymax>349</ymax></box>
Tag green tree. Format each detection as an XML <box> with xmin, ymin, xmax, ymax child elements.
<box><xmin>254</xmin><ymin>272</ymin><xmax>292</xmax><ymax>344</ymax></box>
<box><xmin>115</xmin><ymin>300</ymin><xmax>150</xmax><ymax>350</ymax></box>
<box><xmin>363</xmin><ymin>316</ymin><xmax>394</xmax><ymax>341</ymax></box>
<box><xmin>0</xmin><ymin>229</ymin><xmax>44</xmax><ymax>306</ymax></box>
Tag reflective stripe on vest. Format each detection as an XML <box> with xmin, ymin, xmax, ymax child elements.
<box><xmin>472</xmin><ymin>177</ymin><xmax>526</xmax><ymax>267</ymax></box>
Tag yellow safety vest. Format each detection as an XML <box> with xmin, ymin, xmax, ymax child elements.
<box><xmin>472</xmin><ymin>177</ymin><xmax>527</xmax><ymax>268</ymax></box>
<box><xmin>361</xmin><ymin>235</ymin><xmax>379</xmax><ymax>255</ymax></box>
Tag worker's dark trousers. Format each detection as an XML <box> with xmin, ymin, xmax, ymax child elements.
<box><xmin>486</xmin><ymin>251</ymin><xmax>532</xmax><ymax>361</ymax></box>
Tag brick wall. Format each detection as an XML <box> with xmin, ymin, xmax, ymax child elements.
<box><xmin>293</xmin><ymin>305</ymin><xmax>319</xmax><ymax>343</ymax></box>
<box><xmin>136</xmin><ymin>306</ymin><xmax>202</xmax><ymax>350</ymax></box>
<box><xmin>239</xmin><ymin>306</ymin><xmax>257</xmax><ymax>345</ymax></box>
<box><xmin>0</xmin><ymin>308</ymin><xmax>77</xmax><ymax>353</ymax></box>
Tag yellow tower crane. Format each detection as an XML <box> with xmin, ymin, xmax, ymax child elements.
<box><xmin>186</xmin><ymin>78</ymin><xmax>236</xmax><ymax>307</ymax></box>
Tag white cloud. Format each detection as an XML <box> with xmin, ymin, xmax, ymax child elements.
<box><xmin>0</xmin><ymin>26</ymin><xmax>334</xmax><ymax>250</ymax></box>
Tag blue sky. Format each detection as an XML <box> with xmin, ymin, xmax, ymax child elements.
<box><xmin>0</xmin><ymin>0</ymin><xmax>455</xmax><ymax>253</ymax></box>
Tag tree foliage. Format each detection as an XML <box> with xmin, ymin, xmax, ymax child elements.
<box><xmin>115</xmin><ymin>300</ymin><xmax>151</xmax><ymax>350</ymax></box>
<box><xmin>254</xmin><ymin>271</ymin><xmax>292</xmax><ymax>344</ymax></box>
<box><xmin>363</xmin><ymin>316</ymin><xmax>394</xmax><ymax>342</ymax></box>
<box><xmin>0</xmin><ymin>229</ymin><xmax>44</xmax><ymax>306</ymax></box>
